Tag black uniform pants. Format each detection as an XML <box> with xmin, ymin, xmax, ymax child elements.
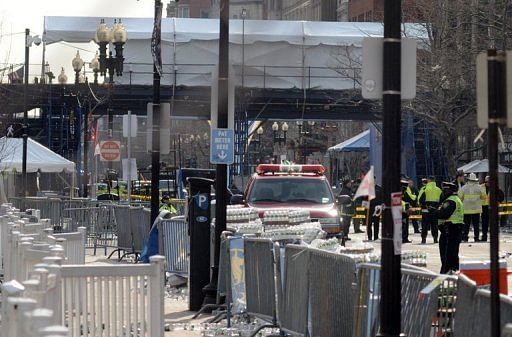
<box><xmin>463</xmin><ymin>213</ymin><xmax>480</xmax><ymax>241</ymax></box>
<box><xmin>402</xmin><ymin>215</ymin><xmax>409</xmax><ymax>242</ymax></box>
<box><xmin>481</xmin><ymin>206</ymin><xmax>489</xmax><ymax>240</ymax></box>
<box><xmin>421</xmin><ymin>210</ymin><xmax>438</xmax><ymax>240</ymax></box>
<box><xmin>367</xmin><ymin>214</ymin><xmax>380</xmax><ymax>240</ymax></box>
<box><xmin>439</xmin><ymin>222</ymin><xmax>463</xmax><ymax>274</ymax></box>
<box><xmin>341</xmin><ymin>215</ymin><xmax>352</xmax><ymax>238</ymax></box>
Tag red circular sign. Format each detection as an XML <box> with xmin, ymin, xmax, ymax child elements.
<box><xmin>100</xmin><ymin>141</ymin><xmax>121</xmax><ymax>161</ymax></box>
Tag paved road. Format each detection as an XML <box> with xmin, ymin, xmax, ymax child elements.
<box><xmin>347</xmin><ymin>226</ymin><xmax>512</xmax><ymax>291</ymax></box>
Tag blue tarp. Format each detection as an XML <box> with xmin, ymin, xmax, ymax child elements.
<box><xmin>327</xmin><ymin>130</ymin><xmax>370</xmax><ymax>153</ymax></box>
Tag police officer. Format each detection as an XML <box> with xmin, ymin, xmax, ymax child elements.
<box><xmin>160</xmin><ymin>193</ymin><xmax>177</xmax><ymax>214</ymax></box>
<box><xmin>418</xmin><ymin>176</ymin><xmax>442</xmax><ymax>244</ymax></box>
<box><xmin>338</xmin><ymin>178</ymin><xmax>356</xmax><ymax>240</ymax></box>
<box><xmin>408</xmin><ymin>179</ymin><xmax>420</xmax><ymax>233</ymax></box>
<box><xmin>401</xmin><ymin>179</ymin><xmax>413</xmax><ymax>243</ymax></box>
<box><xmin>437</xmin><ymin>182</ymin><xmax>464</xmax><ymax>274</ymax></box>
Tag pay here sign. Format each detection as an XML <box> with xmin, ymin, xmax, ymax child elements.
<box><xmin>210</xmin><ymin>128</ymin><xmax>234</xmax><ymax>165</ymax></box>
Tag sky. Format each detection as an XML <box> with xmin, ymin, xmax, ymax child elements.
<box><xmin>0</xmin><ymin>0</ymin><xmax>157</xmax><ymax>81</ymax></box>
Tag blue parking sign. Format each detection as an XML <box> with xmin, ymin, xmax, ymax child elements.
<box><xmin>210</xmin><ymin>128</ymin><xmax>234</xmax><ymax>164</ymax></box>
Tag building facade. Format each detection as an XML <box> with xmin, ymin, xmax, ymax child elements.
<box><xmin>210</xmin><ymin>0</ymin><xmax>265</xmax><ymax>19</ymax></box>
<box><xmin>348</xmin><ymin>0</ymin><xmax>420</xmax><ymax>22</ymax></box>
<box><xmin>281</xmin><ymin>0</ymin><xmax>337</xmax><ymax>21</ymax></box>
<box><xmin>166</xmin><ymin>0</ymin><xmax>213</xmax><ymax>18</ymax></box>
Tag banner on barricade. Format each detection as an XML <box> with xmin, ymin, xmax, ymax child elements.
<box><xmin>230</xmin><ymin>237</ymin><xmax>246</xmax><ymax>313</ymax></box>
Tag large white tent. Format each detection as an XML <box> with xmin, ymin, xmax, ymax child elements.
<box><xmin>44</xmin><ymin>17</ymin><xmax>427</xmax><ymax>88</ymax></box>
<box><xmin>0</xmin><ymin>137</ymin><xmax>75</xmax><ymax>173</ymax></box>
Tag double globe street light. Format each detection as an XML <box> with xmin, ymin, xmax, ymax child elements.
<box><xmin>94</xmin><ymin>18</ymin><xmax>128</xmax><ymax>83</ymax></box>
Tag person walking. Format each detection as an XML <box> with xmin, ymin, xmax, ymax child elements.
<box><xmin>367</xmin><ymin>182</ymin><xmax>382</xmax><ymax>241</ymax></box>
<box><xmin>418</xmin><ymin>176</ymin><xmax>442</xmax><ymax>244</ymax></box>
<box><xmin>338</xmin><ymin>178</ymin><xmax>356</xmax><ymax>240</ymax></box>
<box><xmin>459</xmin><ymin>173</ymin><xmax>485</xmax><ymax>242</ymax></box>
<box><xmin>480</xmin><ymin>175</ymin><xmax>505</xmax><ymax>240</ymax></box>
<box><xmin>402</xmin><ymin>179</ymin><xmax>414</xmax><ymax>243</ymax></box>
<box><xmin>407</xmin><ymin>179</ymin><xmax>420</xmax><ymax>233</ymax></box>
<box><xmin>437</xmin><ymin>182</ymin><xmax>464</xmax><ymax>274</ymax></box>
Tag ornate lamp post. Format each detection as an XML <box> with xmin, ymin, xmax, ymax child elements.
<box><xmin>90</xmin><ymin>52</ymin><xmax>100</xmax><ymax>84</ymax></box>
<box><xmin>57</xmin><ymin>67</ymin><xmax>68</xmax><ymax>84</ymax></box>
<box><xmin>94</xmin><ymin>18</ymin><xmax>128</xmax><ymax>83</ymax></box>
<box><xmin>72</xmin><ymin>51</ymin><xmax>84</xmax><ymax>85</ymax></box>
<box><xmin>272</xmin><ymin>121</ymin><xmax>288</xmax><ymax>144</ymax></box>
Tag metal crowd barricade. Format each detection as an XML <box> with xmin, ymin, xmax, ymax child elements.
<box><xmin>131</xmin><ymin>207</ymin><xmax>151</xmax><ymax>256</ymax></box>
<box><xmin>62</xmin><ymin>204</ymin><xmax>117</xmax><ymax>255</ymax></box>
<box><xmin>309</xmin><ymin>248</ymin><xmax>357</xmax><ymax>337</ymax></box>
<box><xmin>244</xmin><ymin>238</ymin><xmax>280</xmax><ymax>336</ymax></box>
<box><xmin>158</xmin><ymin>216</ymin><xmax>189</xmax><ymax>274</ymax></box>
<box><xmin>453</xmin><ymin>273</ymin><xmax>478</xmax><ymax>337</ymax></box>
<box><xmin>280</xmin><ymin>244</ymin><xmax>310</xmax><ymax>337</ymax></box>
<box><xmin>57</xmin><ymin>255</ymin><xmax>165</xmax><ymax>337</ymax></box>
<box><xmin>110</xmin><ymin>204</ymin><xmax>132</xmax><ymax>260</ymax></box>
<box><xmin>354</xmin><ymin>263</ymin><xmax>446</xmax><ymax>337</ymax></box>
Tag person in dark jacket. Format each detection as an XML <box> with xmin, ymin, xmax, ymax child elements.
<box><xmin>401</xmin><ymin>180</ymin><xmax>414</xmax><ymax>243</ymax></box>
<box><xmin>437</xmin><ymin>182</ymin><xmax>464</xmax><ymax>274</ymax></box>
<box><xmin>367</xmin><ymin>181</ymin><xmax>382</xmax><ymax>241</ymax></box>
<box><xmin>338</xmin><ymin>178</ymin><xmax>356</xmax><ymax>240</ymax></box>
<box><xmin>453</xmin><ymin>170</ymin><xmax>465</xmax><ymax>191</ymax></box>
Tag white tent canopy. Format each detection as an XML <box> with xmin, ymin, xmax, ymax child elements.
<box><xmin>0</xmin><ymin>137</ymin><xmax>75</xmax><ymax>173</ymax></box>
<box><xmin>43</xmin><ymin>17</ymin><xmax>427</xmax><ymax>88</ymax></box>
<box><xmin>457</xmin><ymin>159</ymin><xmax>510</xmax><ymax>174</ymax></box>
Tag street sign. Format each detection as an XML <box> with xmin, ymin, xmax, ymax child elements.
<box><xmin>361</xmin><ymin>37</ymin><xmax>417</xmax><ymax>100</ymax></box>
<box><xmin>210</xmin><ymin>128</ymin><xmax>234</xmax><ymax>165</ymax></box>
<box><xmin>5</xmin><ymin>123</ymin><xmax>24</xmax><ymax>138</ymax></box>
<box><xmin>99</xmin><ymin>140</ymin><xmax>121</xmax><ymax>162</ymax></box>
<box><xmin>122</xmin><ymin>114</ymin><xmax>138</xmax><ymax>137</ymax></box>
<box><xmin>476</xmin><ymin>52</ymin><xmax>489</xmax><ymax>128</ymax></box>
<box><xmin>146</xmin><ymin>102</ymin><xmax>171</xmax><ymax>155</ymax></box>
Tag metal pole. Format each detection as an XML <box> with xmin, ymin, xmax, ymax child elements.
<box><xmin>22</xmin><ymin>28</ymin><xmax>30</xmax><ymax>197</ymax></box>
<box><xmin>487</xmin><ymin>48</ymin><xmax>505</xmax><ymax>337</ymax></box>
<box><xmin>203</xmin><ymin>0</ymin><xmax>230</xmax><ymax>303</ymax></box>
<box><xmin>151</xmin><ymin>0</ymin><xmax>163</xmax><ymax>225</ymax></box>
<box><xmin>127</xmin><ymin>110</ymin><xmax>132</xmax><ymax>205</ymax></box>
<box><xmin>377</xmin><ymin>1</ymin><xmax>404</xmax><ymax>337</ymax></box>
<box><xmin>83</xmin><ymin>101</ymin><xmax>90</xmax><ymax>198</ymax></box>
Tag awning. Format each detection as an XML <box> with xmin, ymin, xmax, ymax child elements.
<box><xmin>457</xmin><ymin>159</ymin><xmax>510</xmax><ymax>174</ymax></box>
<box><xmin>327</xmin><ymin>130</ymin><xmax>370</xmax><ymax>153</ymax></box>
<box><xmin>0</xmin><ymin>137</ymin><xmax>75</xmax><ymax>173</ymax></box>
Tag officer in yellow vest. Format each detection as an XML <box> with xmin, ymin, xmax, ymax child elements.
<box><xmin>437</xmin><ymin>182</ymin><xmax>464</xmax><ymax>274</ymax></box>
<box><xmin>459</xmin><ymin>173</ymin><xmax>485</xmax><ymax>242</ymax></box>
<box><xmin>418</xmin><ymin>176</ymin><xmax>442</xmax><ymax>244</ymax></box>
<box><xmin>160</xmin><ymin>194</ymin><xmax>177</xmax><ymax>214</ymax></box>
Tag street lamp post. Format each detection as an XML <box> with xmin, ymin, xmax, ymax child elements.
<box><xmin>57</xmin><ymin>68</ymin><xmax>68</xmax><ymax>84</ymax></box>
<box><xmin>90</xmin><ymin>52</ymin><xmax>100</xmax><ymax>85</ymax></box>
<box><xmin>241</xmin><ymin>8</ymin><xmax>246</xmax><ymax>89</ymax></box>
<box><xmin>21</xmin><ymin>28</ymin><xmax>42</xmax><ymax>197</ymax></box>
<box><xmin>272</xmin><ymin>122</ymin><xmax>288</xmax><ymax>163</ymax></box>
<box><xmin>72</xmin><ymin>51</ymin><xmax>84</xmax><ymax>85</ymax></box>
<box><xmin>94</xmin><ymin>18</ymin><xmax>127</xmax><ymax>83</ymax></box>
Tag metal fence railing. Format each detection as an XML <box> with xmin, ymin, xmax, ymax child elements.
<box><xmin>158</xmin><ymin>216</ymin><xmax>189</xmax><ymax>274</ymax></box>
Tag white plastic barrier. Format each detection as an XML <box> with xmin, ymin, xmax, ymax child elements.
<box><xmin>45</xmin><ymin>227</ymin><xmax>86</xmax><ymax>265</ymax></box>
<box><xmin>56</xmin><ymin>255</ymin><xmax>165</xmax><ymax>337</ymax></box>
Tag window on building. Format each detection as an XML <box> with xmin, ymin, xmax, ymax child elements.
<box><xmin>200</xmin><ymin>9</ymin><xmax>210</xmax><ymax>18</ymax></box>
<box><xmin>178</xmin><ymin>6</ymin><xmax>190</xmax><ymax>18</ymax></box>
